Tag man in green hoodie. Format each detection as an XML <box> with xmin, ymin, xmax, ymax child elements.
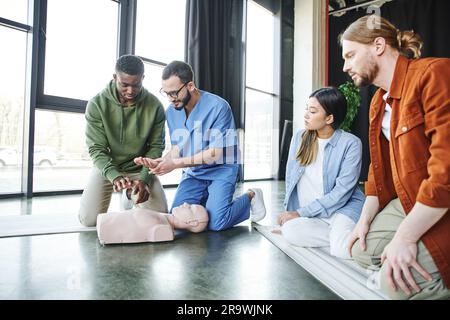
<box><xmin>79</xmin><ymin>55</ymin><xmax>168</xmax><ymax>227</ymax></box>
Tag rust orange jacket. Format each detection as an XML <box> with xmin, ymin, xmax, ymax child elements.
<box><xmin>366</xmin><ymin>55</ymin><xmax>450</xmax><ymax>288</ymax></box>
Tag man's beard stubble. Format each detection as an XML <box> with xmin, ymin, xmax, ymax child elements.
<box><xmin>174</xmin><ymin>90</ymin><xmax>192</xmax><ymax>111</ymax></box>
<box><xmin>354</xmin><ymin>58</ymin><xmax>379</xmax><ymax>87</ymax></box>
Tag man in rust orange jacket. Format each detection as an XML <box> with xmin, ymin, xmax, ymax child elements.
<box><xmin>341</xmin><ymin>15</ymin><xmax>450</xmax><ymax>300</ymax></box>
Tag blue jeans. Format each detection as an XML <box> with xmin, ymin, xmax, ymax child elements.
<box><xmin>170</xmin><ymin>175</ymin><xmax>251</xmax><ymax>231</ymax></box>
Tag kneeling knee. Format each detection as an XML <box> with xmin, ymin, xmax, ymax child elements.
<box><xmin>350</xmin><ymin>240</ymin><xmax>366</xmax><ymax>263</ymax></box>
<box><xmin>350</xmin><ymin>240</ymin><xmax>381</xmax><ymax>270</ymax></box>
<box><xmin>208</xmin><ymin>219</ymin><xmax>229</xmax><ymax>231</ymax></box>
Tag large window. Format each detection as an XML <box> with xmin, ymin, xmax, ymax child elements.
<box><xmin>0</xmin><ymin>23</ymin><xmax>28</xmax><ymax>194</ymax></box>
<box><xmin>135</xmin><ymin>0</ymin><xmax>185</xmax><ymax>65</ymax></box>
<box><xmin>136</xmin><ymin>0</ymin><xmax>186</xmax><ymax>98</ymax></box>
<box><xmin>1</xmin><ymin>0</ymin><xmax>282</xmax><ymax>198</ymax></box>
<box><xmin>0</xmin><ymin>0</ymin><xmax>29</xmax><ymax>24</ymax></box>
<box><xmin>244</xmin><ymin>89</ymin><xmax>275</xmax><ymax>179</ymax></box>
<box><xmin>32</xmin><ymin>0</ymin><xmax>119</xmax><ymax>194</ymax></box>
<box><xmin>244</xmin><ymin>1</ymin><xmax>279</xmax><ymax>180</ymax></box>
<box><xmin>33</xmin><ymin>110</ymin><xmax>91</xmax><ymax>192</ymax></box>
<box><xmin>43</xmin><ymin>0</ymin><xmax>118</xmax><ymax>101</ymax></box>
<box><xmin>136</xmin><ymin>0</ymin><xmax>187</xmax><ymax>185</ymax></box>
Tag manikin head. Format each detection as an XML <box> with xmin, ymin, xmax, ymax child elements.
<box><xmin>171</xmin><ymin>203</ymin><xmax>209</xmax><ymax>233</ymax></box>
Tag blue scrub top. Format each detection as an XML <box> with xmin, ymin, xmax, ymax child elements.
<box><xmin>166</xmin><ymin>90</ymin><xmax>239</xmax><ymax>183</ymax></box>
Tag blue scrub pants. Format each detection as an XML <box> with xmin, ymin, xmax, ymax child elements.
<box><xmin>170</xmin><ymin>175</ymin><xmax>251</xmax><ymax>231</ymax></box>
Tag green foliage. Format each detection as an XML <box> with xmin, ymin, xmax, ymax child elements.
<box><xmin>338</xmin><ymin>81</ymin><xmax>362</xmax><ymax>132</ymax></box>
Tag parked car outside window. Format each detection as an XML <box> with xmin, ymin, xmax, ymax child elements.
<box><xmin>0</xmin><ymin>146</ymin><xmax>58</xmax><ymax>167</ymax></box>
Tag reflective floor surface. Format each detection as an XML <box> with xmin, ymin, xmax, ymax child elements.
<box><xmin>0</xmin><ymin>181</ymin><xmax>339</xmax><ymax>300</ymax></box>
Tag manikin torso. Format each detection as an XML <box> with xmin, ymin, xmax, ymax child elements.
<box><xmin>97</xmin><ymin>208</ymin><xmax>174</xmax><ymax>244</ymax></box>
<box><xmin>96</xmin><ymin>204</ymin><xmax>208</xmax><ymax>245</ymax></box>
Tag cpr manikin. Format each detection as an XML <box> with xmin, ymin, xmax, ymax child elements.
<box><xmin>96</xmin><ymin>203</ymin><xmax>209</xmax><ymax>245</ymax></box>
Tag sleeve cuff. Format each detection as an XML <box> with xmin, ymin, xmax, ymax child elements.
<box><xmin>105</xmin><ymin>169</ymin><xmax>122</xmax><ymax>184</ymax></box>
<box><xmin>416</xmin><ymin>180</ymin><xmax>450</xmax><ymax>208</ymax></box>
<box><xmin>139</xmin><ymin>167</ymin><xmax>155</xmax><ymax>185</ymax></box>
<box><xmin>299</xmin><ymin>200</ymin><xmax>325</xmax><ymax>218</ymax></box>
<box><xmin>365</xmin><ymin>181</ymin><xmax>377</xmax><ymax>196</ymax></box>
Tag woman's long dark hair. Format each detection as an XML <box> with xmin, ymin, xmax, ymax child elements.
<box><xmin>296</xmin><ymin>87</ymin><xmax>347</xmax><ymax>166</ymax></box>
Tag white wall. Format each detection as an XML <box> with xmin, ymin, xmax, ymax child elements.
<box><xmin>293</xmin><ymin>0</ymin><xmax>327</xmax><ymax>133</ymax></box>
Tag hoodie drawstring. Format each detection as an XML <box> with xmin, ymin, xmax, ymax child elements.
<box><xmin>135</xmin><ymin>106</ymin><xmax>139</xmax><ymax>138</ymax></box>
<box><xmin>120</xmin><ymin>107</ymin><xmax>124</xmax><ymax>144</ymax></box>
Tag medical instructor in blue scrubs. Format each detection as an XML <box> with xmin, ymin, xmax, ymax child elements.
<box><xmin>135</xmin><ymin>61</ymin><xmax>266</xmax><ymax>231</ymax></box>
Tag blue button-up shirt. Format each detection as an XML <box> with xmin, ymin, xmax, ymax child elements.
<box><xmin>284</xmin><ymin>129</ymin><xmax>365</xmax><ymax>223</ymax></box>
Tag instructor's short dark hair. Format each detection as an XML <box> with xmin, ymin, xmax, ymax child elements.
<box><xmin>162</xmin><ymin>61</ymin><xmax>194</xmax><ymax>83</ymax></box>
<box><xmin>115</xmin><ymin>55</ymin><xmax>144</xmax><ymax>76</ymax></box>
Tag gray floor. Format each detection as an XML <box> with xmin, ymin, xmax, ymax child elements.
<box><xmin>0</xmin><ymin>181</ymin><xmax>339</xmax><ymax>300</ymax></box>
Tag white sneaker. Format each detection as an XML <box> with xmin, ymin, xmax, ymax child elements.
<box><xmin>249</xmin><ymin>188</ymin><xmax>266</xmax><ymax>222</ymax></box>
<box><xmin>120</xmin><ymin>188</ymin><xmax>134</xmax><ymax>210</ymax></box>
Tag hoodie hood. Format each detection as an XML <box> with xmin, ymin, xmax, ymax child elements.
<box><xmin>102</xmin><ymin>80</ymin><xmax>148</xmax><ymax>143</ymax></box>
<box><xmin>85</xmin><ymin>80</ymin><xmax>165</xmax><ymax>184</ymax></box>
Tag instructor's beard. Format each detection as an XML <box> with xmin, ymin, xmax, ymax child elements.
<box><xmin>354</xmin><ymin>56</ymin><xmax>379</xmax><ymax>87</ymax></box>
<box><xmin>174</xmin><ymin>90</ymin><xmax>192</xmax><ymax>111</ymax></box>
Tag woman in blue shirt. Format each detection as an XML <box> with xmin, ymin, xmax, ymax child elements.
<box><xmin>277</xmin><ymin>87</ymin><xmax>364</xmax><ymax>259</ymax></box>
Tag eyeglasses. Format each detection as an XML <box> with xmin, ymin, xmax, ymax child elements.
<box><xmin>159</xmin><ymin>83</ymin><xmax>188</xmax><ymax>99</ymax></box>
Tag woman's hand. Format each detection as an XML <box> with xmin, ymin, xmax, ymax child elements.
<box><xmin>277</xmin><ymin>211</ymin><xmax>300</xmax><ymax>226</ymax></box>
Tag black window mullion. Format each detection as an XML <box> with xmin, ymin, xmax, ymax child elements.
<box><xmin>37</xmin><ymin>95</ymin><xmax>86</xmax><ymax>113</ymax></box>
<box><xmin>36</xmin><ymin>0</ymin><xmax>47</xmax><ymax>109</ymax></box>
<box><xmin>117</xmin><ymin>0</ymin><xmax>136</xmax><ymax>56</ymax></box>
<box><xmin>23</xmin><ymin>0</ymin><xmax>47</xmax><ymax>197</ymax></box>
<box><xmin>138</xmin><ymin>56</ymin><xmax>167</xmax><ymax>68</ymax></box>
<box><xmin>0</xmin><ymin>17</ymin><xmax>31</xmax><ymax>32</ymax></box>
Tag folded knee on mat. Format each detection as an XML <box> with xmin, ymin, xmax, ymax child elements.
<box><xmin>281</xmin><ymin>221</ymin><xmax>312</xmax><ymax>247</ymax></box>
<box><xmin>350</xmin><ymin>240</ymin><xmax>382</xmax><ymax>268</ymax></box>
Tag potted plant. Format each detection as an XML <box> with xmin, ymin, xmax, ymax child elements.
<box><xmin>338</xmin><ymin>81</ymin><xmax>362</xmax><ymax>132</ymax></box>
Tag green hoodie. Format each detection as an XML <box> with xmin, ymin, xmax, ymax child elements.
<box><xmin>85</xmin><ymin>80</ymin><xmax>165</xmax><ymax>184</ymax></box>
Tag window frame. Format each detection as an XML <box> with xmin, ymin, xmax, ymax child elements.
<box><xmin>0</xmin><ymin>0</ymin><xmax>288</xmax><ymax>199</ymax></box>
<box><xmin>0</xmin><ymin>1</ymin><xmax>34</xmax><ymax>198</ymax></box>
<box><xmin>133</xmin><ymin>0</ymin><xmax>187</xmax><ymax>186</ymax></box>
<box><xmin>35</xmin><ymin>0</ymin><xmax>124</xmax><ymax>113</ymax></box>
<box><xmin>243</xmin><ymin>0</ymin><xmax>281</xmax><ymax>181</ymax></box>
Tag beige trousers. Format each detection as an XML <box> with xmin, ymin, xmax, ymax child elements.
<box><xmin>78</xmin><ymin>168</ymin><xmax>168</xmax><ymax>227</ymax></box>
<box><xmin>352</xmin><ymin>198</ymin><xmax>450</xmax><ymax>300</ymax></box>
